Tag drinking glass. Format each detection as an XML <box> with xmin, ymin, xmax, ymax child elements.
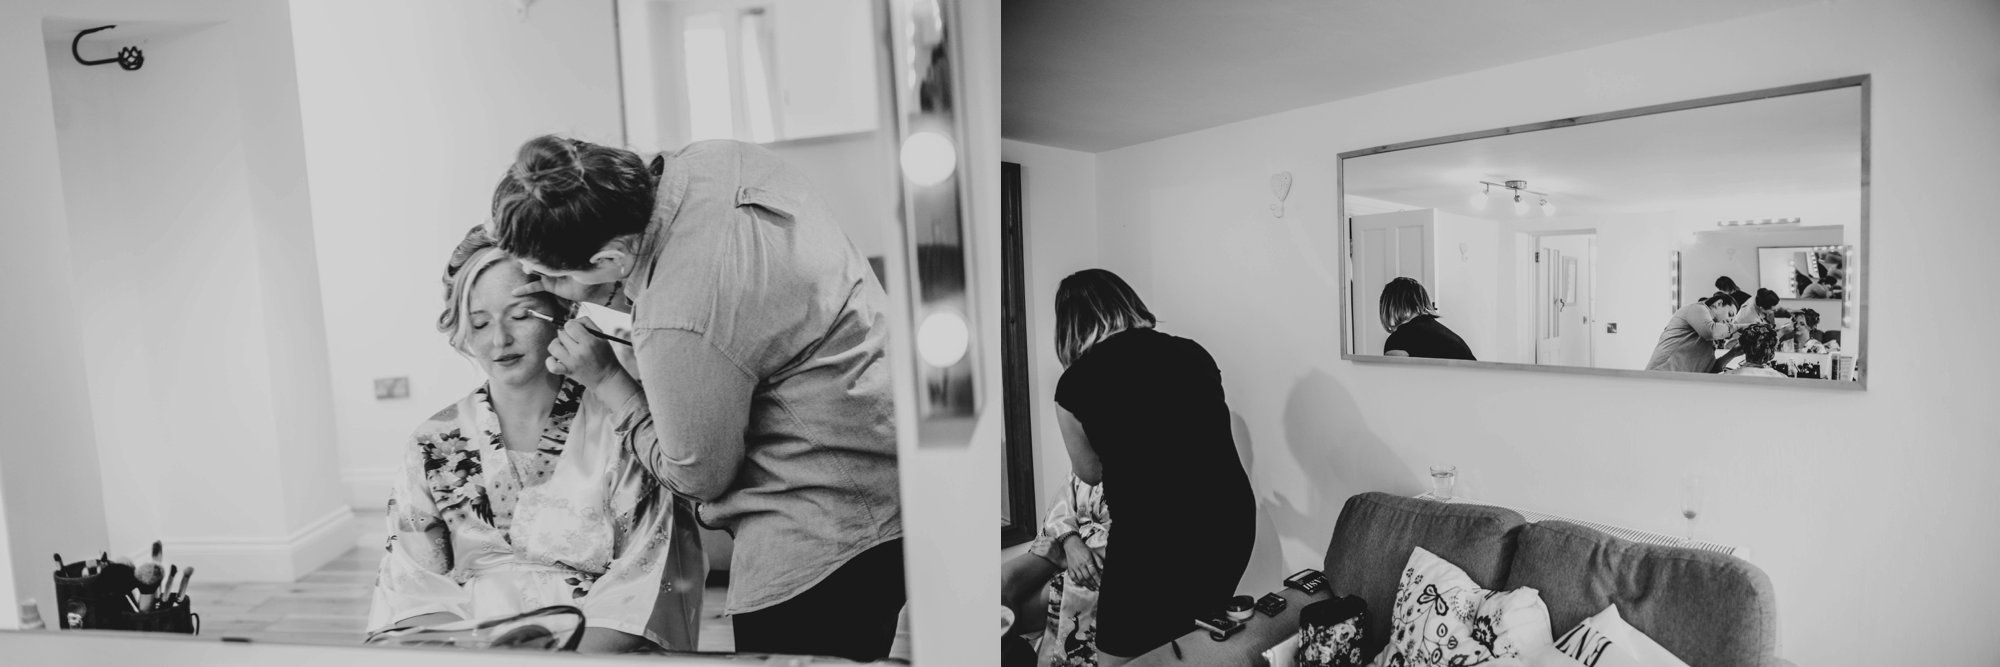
<box><xmin>1428</xmin><ymin>465</ymin><xmax>1457</xmax><ymax>500</ymax></box>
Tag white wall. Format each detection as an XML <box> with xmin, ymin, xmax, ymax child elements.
<box><xmin>1084</xmin><ymin>0</ymin><xmax>2000</xmax><ymax>662</ymax></box>
<box><xmin>286</xmin><ymin>0</ymin><xmax>624</xmax><ymax>509</ymax></box>
<box><xmin>997</xmin><ymin>140</ymin><xmax>1100</xmax><ymax>541</ymax></box>
<box><xmin>48</xmin><ymin>20</ymin><xmax>295</xmax><ymax>555</ymax></box>
<box><xmin>3</xmin><ymin>0</ymin><xmax>350</xmax><ymax>593</ymax></box>
<box><xmin>1432</xmin><ymin>210</ymin><xmax>1498</xmax><ymax>360</ymax></box>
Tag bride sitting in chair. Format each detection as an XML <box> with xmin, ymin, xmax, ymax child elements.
<box><xmin>368</xmin><ymin>226</ymin><xmax>704</xmax><ymax>653</ymax></box>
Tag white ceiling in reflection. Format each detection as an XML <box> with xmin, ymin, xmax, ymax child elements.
<box><xmin>1343</xmin><ymin>86</ymin><xmax>1862</xmax><ymax>221</ymax></box>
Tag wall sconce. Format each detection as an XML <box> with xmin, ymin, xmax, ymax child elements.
<box><xmin>1476</xmin><ymin>179</ymin><xmax>1552</xmax><ymax>215</ymax></box>
<box><xmin>1717</xmin><ymin>217</ymin><xmax>1801</xmax><ymax>227</ymax></box>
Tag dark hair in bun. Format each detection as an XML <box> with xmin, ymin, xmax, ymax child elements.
<box><xmin>490</xmin><ymin>135</ymin><xmax>655</xmax><ymax>270</ymax></box>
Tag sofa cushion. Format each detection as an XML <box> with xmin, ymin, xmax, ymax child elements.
<box><xmin>1542</xmin><ymin>603</ymin><xmax>1690</xmax><ymax>667</ymax></box>
<box><xmin>1507</xmin><ymin>521</ymin><xmax>1778</xmax><ymax>667</ymax></box>
<box><xmin>1322</xmin><ymin>492</ymin><xmax>1528</xmax><ymax>659</ymax></box>
<box><xmin>1370</xmin><ymin>546</ymin><xmax>1556</xmax><ymax>667</ymax></box>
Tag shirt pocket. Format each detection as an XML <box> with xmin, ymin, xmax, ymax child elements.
<box><xmin>734</xmin><ymin>185</ymin><xmax>799</xmax><ymax>220</ymax></box>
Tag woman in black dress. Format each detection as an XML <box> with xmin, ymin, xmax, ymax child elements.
<box><xmin>1379</xmin><ymin>277</ymin><xmax>1475</xmax><ymax>360</ymax></box>
<box><xmin>1051</xmin><ymin>269</ymin><xmax>1255</xmax><ymax>664</ymax></box>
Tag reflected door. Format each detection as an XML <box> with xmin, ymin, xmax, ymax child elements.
<box><xmin>1351</xmin><ymin>211</ymin><xmax>1435</xmax><ymax>356</ymax></box>
<box><xmin>1535</xmin><ymin>233</ymin><xmax>1595</xmax><ymax>366</ymax></box>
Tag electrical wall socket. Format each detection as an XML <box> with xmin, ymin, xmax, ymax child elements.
<box><xmin>374</xmin><ymin>376</ymin><xmax>410</xmax><ymax>400</ymax></box>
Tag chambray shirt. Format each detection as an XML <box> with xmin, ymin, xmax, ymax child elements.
<box><xmin>606</xmin><ymin>140</ymin><xmax>902</xmax><ymax>614</ymax></box>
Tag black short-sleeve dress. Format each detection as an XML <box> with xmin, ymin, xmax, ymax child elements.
<box><xmin>1382</xmin><ymin>314</ymin><xmax>1475</xmax><ymax>360</ymax></box>
<box><xmin>1055</xmin><ymin>327</ymin><xmax>1255</xmax><ymax>658</ymax></box>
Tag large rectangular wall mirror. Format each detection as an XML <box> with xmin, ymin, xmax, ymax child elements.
<box><xmin>1340</xmin><ymin>76</ymin><xmax>1869</xmax><ymax>387</ymax></box>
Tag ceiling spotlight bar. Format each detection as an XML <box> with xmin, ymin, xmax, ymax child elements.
<box><xmin>1479</xmin><ymin>179</ymin><xmax>1549</xmax><ymax>198</ymax></box>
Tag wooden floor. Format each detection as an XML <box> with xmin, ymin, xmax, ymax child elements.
<box><xmin>183</xmin><ymin>514</ymin><xmax>734</xmax><ymax>652</ymax></box>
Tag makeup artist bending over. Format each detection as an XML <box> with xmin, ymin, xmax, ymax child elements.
<box><xmin>489</xmin><ymin>136</ymin><xmax>903</xmax><ymax>661</ymax></box>
<box><xmin>369</xmin><ymin>226</ymin><xmax>704</xmax><ymax>653</ymax></box>
<box><xmin>1052</xmin><ymin>269</ymin><xmax>1254</xmax><ymax>665</ymax></box>
<box><xmin>1645</xmin><ymin>292</ymin><xmax>1741</xmax><ymax>373</ymax></box>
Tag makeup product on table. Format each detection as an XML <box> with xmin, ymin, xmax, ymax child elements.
<box><xmin>1256</xmin><ymin>592</ymin><xmax>1289</xmax><ymax>617</ymax></box>
<box><xmin>1194</xmin><ymin>615</ymin><xmax>1245</xmax><ymax>641</ymax></box>
<box><xmin>1226</xmin><ymin>595</ymin><xmax>1256</xmax><ymax>622</ymax></box>
<box><xmin>524</xmin><ymin>309</ymin><xmax>632</xmax><ymax>346</ymax></box>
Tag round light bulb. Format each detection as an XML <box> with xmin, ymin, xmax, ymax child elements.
<box><xmin>916</xmin><ymin>310</ymin><xmax>970</xmax><ymax>368</ymax></box>
<box><xmin>900</xmin><ymin>131</ymin><xmax>957</xmax><ymax>186</ymax></box>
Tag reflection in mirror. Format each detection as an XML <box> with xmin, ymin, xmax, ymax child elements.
<box><xmin>1342</xmin><ymin>78</ymin><xmax>1867</xmax><ymax>385</ymax></box>
<box><xmin>16</xmin><ymin>0</ymin><xmax>931</xmax><ymax>662</ymax></box>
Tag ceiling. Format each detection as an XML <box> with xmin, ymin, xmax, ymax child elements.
<box><xmin>1343</xmin><ymin>85</ymin><xmax>1862</xmax><ymax>221</ymax></box>
<box><xmin>1003</xmin><ymin>0</ymin><xmax>1817</xmax><ymax>152</ymax></box>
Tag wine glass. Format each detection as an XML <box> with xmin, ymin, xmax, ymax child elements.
<box><xmin>1680</xmin><ymin>474</ymin><xmax>1703</xmax><ymax>546</ymax></box>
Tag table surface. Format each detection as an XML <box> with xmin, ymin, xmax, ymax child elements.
<box><xmin>1128</xmin><ymin>587</ymin><xmax>1330</xmax><ymax>667</ymax></box>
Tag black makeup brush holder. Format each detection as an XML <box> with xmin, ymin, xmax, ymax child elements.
<box><xmin>51</xmin><ymin>561</ymin><xmax>196</xmax><ymax>633</ymax></box>
<box><xmin>123</xmin><ymin>595</ymin><xmax>198</xmax><ymax>634</ymax></box>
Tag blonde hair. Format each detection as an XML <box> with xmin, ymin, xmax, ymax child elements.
<box><xmin>437</xmin><ymin>225</ymin><xmax>565</xmax><ymax>357</ymax></box>
<box><xmin>1054</xmin><ymin>269</ymin><xmax>1156</xmax><ymax>367</ymax></box>
<box><xmin>1379</xmin><ymin>277</ymin><xmax>1437</xmax><ymax>333</ymax></box>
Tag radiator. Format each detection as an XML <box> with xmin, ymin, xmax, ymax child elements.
<box><xmin>1415</xmin><ymin>493</ymin><xmax>1744</xmax><ymax>559</ymax></box>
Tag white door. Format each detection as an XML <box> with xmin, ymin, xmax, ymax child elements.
<box><xmin>1351</xmin><ymin>210</ymin><xmax>1435</xmax><ymax>356</ymax></box>
<box><xmin>1535</xmin><ymin>234</ymin><xmax>1595</xmax><ymax>366</ymax></box>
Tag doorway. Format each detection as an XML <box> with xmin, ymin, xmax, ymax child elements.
<box><xmin>1534</xmin><ymin>231</ymin><xmax>1596</xmax><ymax>367</ymax></box>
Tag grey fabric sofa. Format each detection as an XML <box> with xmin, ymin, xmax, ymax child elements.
<box><xmin>1133</xmin><ymin>492</ymin><xmax>1788</xmax><ymax>667</ymax></box>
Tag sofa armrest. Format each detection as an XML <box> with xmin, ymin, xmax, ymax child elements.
<box><xmin>1127</xmin><ymin>588</ymin><xmax>1329</xmax><ymax>667</ymax></box>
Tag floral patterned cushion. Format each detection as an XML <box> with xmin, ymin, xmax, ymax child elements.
<box><xmin>1368</xmin><ymin>547</ymin><xmax>1555</xmax><ymax>667</ymax></box>
<box><xmin>1298</xmin><ymin>595</ymin><xmax>1369</xmax><ymax>667</ymax></box>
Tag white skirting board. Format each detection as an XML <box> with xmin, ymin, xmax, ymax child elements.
<box><xmin>169</xmin><ymin>507</ymin><xmax>358</xmax><ymax>583</ymax></box>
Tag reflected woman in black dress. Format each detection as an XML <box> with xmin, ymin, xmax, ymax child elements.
<box><xmin>1379</xmin><ymin>277</ymin><xmax>1475</xmax><ymax>360</ymax></box>
<box><xmin>1051</xmin><ymin>269</ymin><xmax>1255</xmax><ymax>665</ymax></box>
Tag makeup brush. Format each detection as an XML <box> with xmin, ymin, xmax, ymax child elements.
<box><xmin>161</xmin><ymin>565</ymin><xmax>177</xmax><ymax>609</ymax></box>
<box><xmin>133</xmin><ymin>561</ymin><xmax>163</xmax><ymax>610</ymax></box>
<box><xmin>169</xmin><ymin>565</ymin><xmax>194</xmax><ymax>607</ymax></box>
<box><xmin>53</xmin><ymin>553</ymin><xmax>65</xmax><ymax>576</ymax></box>
<box><xmin>524</xmin><ymin>309</ymin><xmax>631</xmax><ymax>346</ymax></box>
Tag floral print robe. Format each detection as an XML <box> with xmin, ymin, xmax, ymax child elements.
<box><xmin>1029</xmin><ymin>476</ymin><xmax>1110</xmax><ymax>667</ymax></box>
<box><xmin>368</xmin><ymin>379</ymin><xmax>705</xmax><ymax>649</ymax></box>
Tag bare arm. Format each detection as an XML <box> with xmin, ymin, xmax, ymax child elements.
<box><xmin>1056</xmin><ymin>406</ymin><xmax>1102</xmax><ymax>485</ymax></box>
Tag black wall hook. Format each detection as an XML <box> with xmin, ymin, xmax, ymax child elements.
<box><xmin>72</xmin><ymin>25</ymin><xmax>144</xmax><ymax>71</ymax></box>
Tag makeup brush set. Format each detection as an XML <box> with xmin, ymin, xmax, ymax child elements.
<box><xmin>51</xmin><ymin>540</ymin><xmax>198</xmax><ymax>634</ymax></box>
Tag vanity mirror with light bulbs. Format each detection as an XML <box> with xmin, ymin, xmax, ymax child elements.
<box><xmin>1339</xmin><ymin>76</ymin><xmax>1868</xmax><ymax>387</ymax></box>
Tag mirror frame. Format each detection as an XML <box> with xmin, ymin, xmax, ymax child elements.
<box><xmin>1336</xmin><ymin>75</ymin><xmax>1871</xmax><ymax>390</ymax></box>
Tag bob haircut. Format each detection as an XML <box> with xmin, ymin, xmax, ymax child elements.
<box><xmin>1054</xmin><ymin>269</ymin><xmax>1156</xmax><ymax>367</ymax></box>
<box><xmin>489</xmin><ymin>135</ymin><xmax>656</xmax><ymax>271</ymax></box>
<box><xmin>1379</xmin><ymin>277</ymin><xmax>1437</xmax><ymax>333</ymax></box>
<box><xmin>438</xmin><ymin>225</ymin><xmax>567</xmax><ymax>358</ymax></box>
